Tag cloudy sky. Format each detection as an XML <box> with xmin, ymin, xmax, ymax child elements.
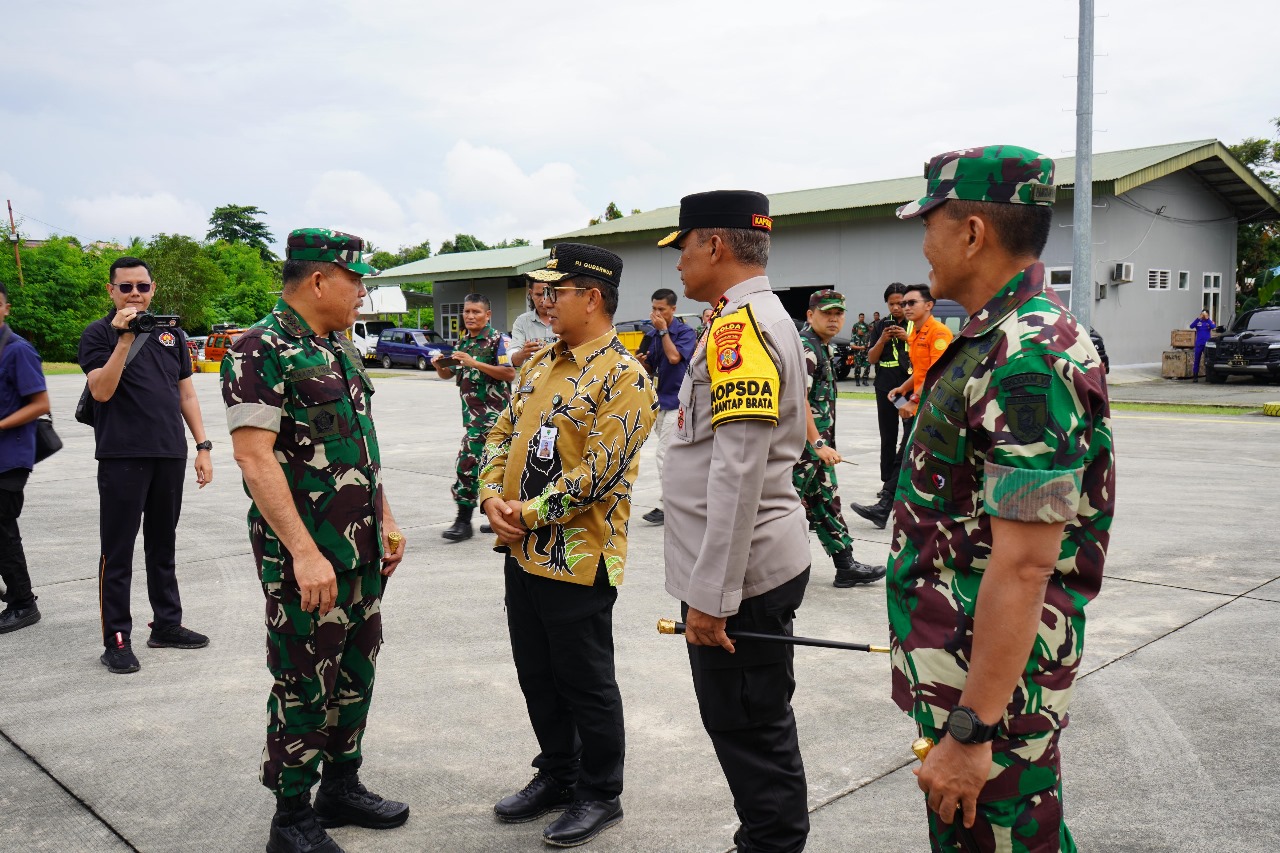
<box><xmin>3</xmin><ymin>0</ymin><xmax>1274</xmax><ymax>254</ymax></box>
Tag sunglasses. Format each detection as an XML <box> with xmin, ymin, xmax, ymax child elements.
<box><xmin>900</xmin><ymin>298</ymin><xmax>927</xmax><ymax>308</ymax></box>
<box><xmin>112</xmin><ymin>282</ymin><xmax>153</xmax><ymax>294</ymax></box>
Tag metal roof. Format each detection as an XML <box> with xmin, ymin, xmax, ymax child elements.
<box><xmin>547</xmin><ymin>140</ymin><xmax>1279</xmax><ymax>246</ymax></box>
<box><xmin>369</xmin><ymin>245</ymin><xmax>549</xmax><ymax>283</ymax></box>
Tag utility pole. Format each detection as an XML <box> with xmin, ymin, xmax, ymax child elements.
<box><xmin>1071</xmin><ymin>0</ymin><xmax>1095</xmax><ymax>327</ymax></box>
<box><xmin>6</xmin><ymin>199</ymin><xmax>23</xmax><ymax>288</ymax></box>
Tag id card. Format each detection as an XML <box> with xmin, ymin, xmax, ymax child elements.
<box><xmin>536</xmin><ymin>426</ymin><xmax>558</xmax><ymax>460</ymax></box>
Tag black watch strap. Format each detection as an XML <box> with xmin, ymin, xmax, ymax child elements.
<box><xmin>195</xmin><ymin>440</ymin><xmax>213</xmax><ymax>452</ymax></box>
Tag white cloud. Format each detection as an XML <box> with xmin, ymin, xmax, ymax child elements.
<box><xmin>64</xmin><ymin>192</ymin><xmax>208</xmax><ymax>243</ymax></box>
<box><xmin>0</xmin><ymin>173</ymin><xmax>46</xmax><ymax>238</ymax></box>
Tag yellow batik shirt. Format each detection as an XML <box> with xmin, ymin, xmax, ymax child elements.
<box><xmin>478</xmin><ymin>329</ymin><xmax>657</xmax><ymax>586</ymax></box>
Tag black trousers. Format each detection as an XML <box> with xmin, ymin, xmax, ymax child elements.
<box><xmin>684</xmin><ymin>569</ymin><xmax>811</xmax><ymax>853</ymax></box>
<box><xmin>873</xmin><ymin>371</ymin><xmax>911</xmax><ymax>489</ymax></box>
<box><xmin>97</xmin><ymin>458</ymin><xmax>186</xmax><ymax>645</ymax></box>
<box><xmin>0</xmin><ymin>469</ymin><xmax>34</xmax><ymax>609</ymax></box>
<box><xmin>504</xmin><ymin>557</ymin><xmax>624</xmax><ymax>801</ymax></box>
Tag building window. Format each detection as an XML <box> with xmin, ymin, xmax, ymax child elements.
<box><xmin>1147</xmin><ymin>269</ymin><xmax>1171</xmax><ymax>291</ymax></box>
<box><xmin>1047</xmin><ymin>267</ymin><xmax>1072</xmax><ymax>310</ymax></box>
<box><xmin>439</xmin><ymin>302</ymin><xmax>464</xmax><ymax>341</ymax></box>
<box><xmin>1177</xmin><ymin>271</ymin><xmax>1190</xmax><ymax>291</ymax></box>
<box><xmin>1202</xmin><ymin>273</ymin><xmax>1223</xmax><ymax>324</ymax></box>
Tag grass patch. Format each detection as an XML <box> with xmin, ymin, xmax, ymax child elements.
<box><xmin>836</xmin><ymin>391</ymin><xmax>878</xmax><ymax>401</ymax></box>
<box><xmin>43</xmin><ymin>363</ymin><xmax>83</xmax><ymax>375</ymax></box>
<box><xmin>1110</xmin><ymin>401</ymin><xmax>1259</xmax><ymax>416</ymax></box>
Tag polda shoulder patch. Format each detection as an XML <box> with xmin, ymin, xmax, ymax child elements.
<box><xmin>708</xmin><ymin>304</ymin><xmax>780</xmax><ymax>428</ymax></box>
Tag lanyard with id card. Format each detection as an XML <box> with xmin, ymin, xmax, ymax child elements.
<box><xmin>536</xmin><ymin>425</ymin><xmax>558</xmax><ymax>460</ymax></box>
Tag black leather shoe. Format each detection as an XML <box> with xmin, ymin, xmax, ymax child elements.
<box><xmin>314</xmin><ymin>763</ymin><xmax>408</xmax><ymax>829</ymax></box>
<box><xmin>0</xmin><ymin>603</ymin><xmax>40</xmax><ymax>634</ymax></box>
<box><xmin>850</xmin><ymin>499</ymin><xmax>891</xmax><ymax>529</ymax></box>
<box><xmin>441</xmin><ymin>520</ymin><xmax>473</xmax><ymax>541</ymax></box>
<box><xmin>494</xmin><ymin>772</ymin><xmax>573</xmax><ymax>824</ymax></box>
<box><xmin>641</xmin><ymin>508</ymin><xmax>664</xmax><ymax>525</ymax></box>
<box><xmin>833</xmin><ymin>552</ymin><xmax>887</xmax><ymax>588</ymax></box>
<box><xmin>542</xmin><ymin>798</ymin><xmax>623</xmax><ymax>847</ymax></box>
<box><xmin>268</xmin><ymin>794</ymin><xmax>345</xmax><ymax>853</ymax></box>
<box><xmin>480</xmin><ymin>523</ymin><xmax>493</xmax><ymax>534</ymax></box>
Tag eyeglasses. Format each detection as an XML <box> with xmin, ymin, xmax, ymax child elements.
<box><xmin>112</xmin><ymin>282</ymin><xmax>153</xmax><ymax>294</ymax></box>
<box><xmin>544</xmin><ymin>285</ymin><xmax>589</xmax><ymax>305</ymax></box>
<box><xmin>530</xmin><ymin>290</ymin><xmax>551</xmax><ymax>301</ymax></box>
<box><xmin>900</xmin><ymin>298</ymin><xmax>926</xmax><ymax>308</ymax></box>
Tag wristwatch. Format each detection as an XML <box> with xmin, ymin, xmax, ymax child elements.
<box><xmin>195</xmin><ymin>440</ymin><xmax>213</xmax><ymax>452</ymax></box>
<box><xmin>945</xmin><ymin>706</ymin><xmax>999</xmax><ymax>744</ymax></box>
<box><xmin>655</xmin><ymin>329</ymin><xmax>668</xmax><ymax>337</ymax></box>
<box><xmin>812</xmin><ymin>438</ymin><xmax>827</xmax><ymax>449</ymax></box>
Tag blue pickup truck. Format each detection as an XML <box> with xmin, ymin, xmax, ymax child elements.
<box><xmin>375</xmin><ymin>327</ymin><xmax>455</xmax><ymax>370</ymax></box>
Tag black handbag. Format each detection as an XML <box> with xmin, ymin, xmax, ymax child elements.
<box><xmin>34</xmin><ymin>416</ymin><xmax>62</xmax><ymax>463</ymax></box>
<box><xmin>75</xmin><ymin>331</ymin><xmax>150</xmax><ymax>427</ymax></box>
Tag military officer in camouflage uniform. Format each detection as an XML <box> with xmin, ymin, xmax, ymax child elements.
<box><xmin>849</xmin><ymin>312</ymin><xmax>872</xmax><ymax>386</ymax></box>
<box><xmin>223</xmin><ymin>229</ymin><xmax>409</xmax><ymax>853</ymax></box>
<box><xmin>888</xmin><ymin>148</ymin><xmax>1114</xmax><ymax>853</ymax></box>
<box><xmin>794</xmin><ymin>290</ymin><xmax>885</xmax><ymax>588</ymax></box>
<box><xmin>433</xmin><ymin>293</ymin><xmax>514</xmax><ymax>541</ymax></box>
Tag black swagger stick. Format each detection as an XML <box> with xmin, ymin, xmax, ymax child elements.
<box><xmin>656</xmin><ymin>619</ymin><xmax>889</xmax><ymax>653</ymax></box>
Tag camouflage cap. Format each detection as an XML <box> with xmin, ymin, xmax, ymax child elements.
<box><xmin>808</xmin><ymin>289</ymin><xmax>846</xmax><ymax>312</ymax></box>
<box><xmin>286</xmin><ymin>228</ymin><xmax>380</xmax><ymax>276</ymax></box>
<box><xmin>896</xmin><ymin>145</ymin><xmax>1056</xmax><ymax>220</ymax></box>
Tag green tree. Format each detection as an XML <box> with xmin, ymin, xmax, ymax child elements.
<box><xmin>206</xmin><ymin>241</ymin><xmax>281</xmax><ymax>327</ymax></box>
<box><xmin>438</xmin><ymin>233</ymin><xmax>490</xmax><ymax>254</ymax></box>
<box><xmin>369</xmin><ymin>238</ymin><xmax>432</xmax><ymax>271</ymax></box>
<box><xmin>1229</xmin><ymin>118</ymin><xmax>1280</xmax><ymax>311</ymax></box>
<box><xmin>0</xmin><ymin>236</ymin><xmax>117</xmax><ymax>362</ymax></box>
<box><xmin>142</xmin><ymin>234</ymin><xmax>227</xmax><ymax>333</ymax></box>
<box><xmin>206</xmin><ymin>204</ymin><xmax>277</xmax><ymax>262</ymax></box>
<box><xmin>589</xmin><ymin>202</ymin><xmax>626</xmax><ymax>226</ymax></box>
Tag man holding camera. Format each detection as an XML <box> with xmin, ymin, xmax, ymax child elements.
<box><xmin>78</xmin><ymin>257</ymin><xmax>213</xmax><ymax>674</ymax></box>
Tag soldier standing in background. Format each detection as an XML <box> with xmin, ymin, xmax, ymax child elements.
<box><xmin>888</xmin><ymin>147</ymin><xmax>1114</xmax><ymax>852</ymax></box>
<box><xmin>794</xmin><ymin>290</ymin><xmax>885</xmax><ymax>588</ymax></box>
<box><xmin>849</xmin><ymin>311</ymin><xmax>871</xmax><ymax>386</ymax></box>
<box><xmin>223</xmin><ymin>228</ymin><xmax>409</xmax><ymax>853</ymax></box>
<box><xmin>660</xmin><ymin>191</ymin><xmax>813</xmax><ymax>853</ymax></box>
<box><xmin>434</xmin><ymin>293</ymin><xmax>514</xmax><ymax>541</ymax></box>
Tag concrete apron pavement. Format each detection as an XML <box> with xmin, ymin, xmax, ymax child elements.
<box><xmin>2</xmin><ymin>371</ymin><xmax>1277</xmax><ymax>852</ymax></box>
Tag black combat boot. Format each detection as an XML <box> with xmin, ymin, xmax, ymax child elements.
<box><xmin>442</xmin><ymin>505</ymin><xmax>474</xmax><ymax>541</ymax></box>
<box><xmin>267</xmin><ymin>793</ymin><xmax>345</xmax><ymax>853</ymax></box>
<box><xmin>314</xmin><ymin>759</ymin><xmax>409</xmax><ymax>830</ymax></box>
<box><xmin>849</xmin><ymin>494</ymin><xmax>892</xmax><ymax>529</ymax></box>
<box><xmin>833</xmin><ymin>549</ymin><xmax>887</xmax><ymax>587</ymax></box>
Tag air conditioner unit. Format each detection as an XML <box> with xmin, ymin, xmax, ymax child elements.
<box><xmin>1110</xmin><ymin>262</ymin><xmax>1133</xmax><ymax>283</ymax></box>
<box><xmin>1096</xmin><ymin>281</ymin><xmax>1107</xmax><ymax>301</ymax></box>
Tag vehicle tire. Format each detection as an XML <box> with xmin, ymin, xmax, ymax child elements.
<box><xmin>1205</xmin><ymin>366</ymin><xmax>1226</xmax><ymax>385</ymax></box>
<box><xmin>417</xmin><ymin>356</ymin><xmax>428</xmax><ymax>371</ymax></box>
<box><xmin>836</xmin><ymin>363</ymin><xmax>851</xmax><ymax>381</ymax></box>
<box><xmin>381</xmin><ymin>355</ymin><xmax>393</xmax><ymax>370</ymax></box>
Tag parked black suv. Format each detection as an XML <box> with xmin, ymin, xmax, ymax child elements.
<box><xmin>1204</xmin><ymin>306</ymin><xmax>1280</xmax><ymax>384</ymax></box>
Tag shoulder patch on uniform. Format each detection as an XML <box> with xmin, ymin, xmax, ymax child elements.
<box><xmin>934</xmin><ymin>336</ymin><xmax>948</xmax><ymax>351</ymax></box>
<box><xmin>1006</xmin><ymin>394</ymin><xmax>1048</xmax><ymax>444</ymax></box>
<box><xmin>708</xmin><ymin>304</ymin><xmax>780</xmax><ymax>428</ymax></box>
<box><xmin>1000</xmin><ymin>373</ymin><xmax>1052</xmax><ymax>392</ymax></box>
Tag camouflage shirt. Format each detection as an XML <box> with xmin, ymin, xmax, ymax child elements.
<box><xmin>887</xmin><ymin>263</ymin><xmax>1115</xmax><ymax>737</ymax></box>
<box><xmin>221</xmin><ymin>298</ymin><xmax>384</xmax><ymax>583</ymax></box>
<box><xmin>455</xmin><ymin>324</ymin><xmax>511</xmax><ymax>425</ymax></box>
<box><xmin>478</xmin><ymin>329</ymin><xmax>656</xmax><ymax>587</ymax></box>
<box><xmin>799</xmin><ymin>328</ymin><xmax>838</xmax><ymax>445</ymax></box>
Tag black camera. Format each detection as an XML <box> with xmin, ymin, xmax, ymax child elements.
<box><xmin>127</xmin><ymin>312</ymin><xmax>180</xmax><ymax>334</ymax></box>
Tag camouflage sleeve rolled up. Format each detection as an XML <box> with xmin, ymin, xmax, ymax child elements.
<box><xmin>983</xmin><ymin>354</ymin><xmax>1093</xmax><ymax>524</ymax></box>
<box><xmin>223</xmin><ymin>340</ymin><xmax>286</xmax><ymax>433</ymax></box>
<box><xmin>801</xmin><ymin>337</ymin><xmax>818</xmax><ymax>397</ymax></box>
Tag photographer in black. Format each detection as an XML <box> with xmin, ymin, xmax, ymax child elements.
<box><xmin>78</xmin><ymin>257</ymin><xmax>214</xmax><ymax>674</ymax></box>
<box><xmin>849</xmin><ymin>282</ymin><xmax>911</xmax><ymax>528</ymax></box>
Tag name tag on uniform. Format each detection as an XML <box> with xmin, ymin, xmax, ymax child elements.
<box><xmin>536</xmin><ymin>426</ymin><xmax>557</xmax><ymax>460</ymax></box>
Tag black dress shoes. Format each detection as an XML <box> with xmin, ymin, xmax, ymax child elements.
<box><xmin>494</xmin><ymin>772</ymin><xmax>574</xmax><ymax>823</ymax></box>
<box><xmin>542</xmin><ymin>797</ymin><xmax>623</xmax><ymax>847</ymax></box>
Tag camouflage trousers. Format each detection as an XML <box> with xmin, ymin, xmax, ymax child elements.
<box><xmin>793</xmin><ymin>454</ymin><xmax>853</xmax><ymax>557</ymax></box>
<box><xmin>453</xmin><ymin>415</ymin><xmax>498</xmax><ymax>509</ymax></box>
<box><xmin>919</xmin><ymin>723</ymin><xmax>1075</xmax><ymax>853</ymax></box>
<box><xmin>261</xmin><ymin>562</ymin><xmax>384</xmax><ymax>797</ymax></box>
<box><xmin>851</xmin><ymin>354</ymin><xmax>871</xmax><ymax>382</ymax></box>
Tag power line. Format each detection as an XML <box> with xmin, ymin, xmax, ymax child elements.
<box><xmin>9</xmin><ymin>209</ymin><xmax>95</xmax><ymax>242</ymax></box>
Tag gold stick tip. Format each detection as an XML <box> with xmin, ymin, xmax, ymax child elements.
<box><xmin>869</xmin><ymin>645</ymin><xmax>891</xmax><ymax>654</ymax></box>
<box><xmin>657</xmin><ymin>618</ymin><xmax>677</xmax><ymax>635</ymax></box>
<box><xmin>911</xmin><ymin>737</ymin><xmax>934</xmax><ymax>763</ymax></box>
